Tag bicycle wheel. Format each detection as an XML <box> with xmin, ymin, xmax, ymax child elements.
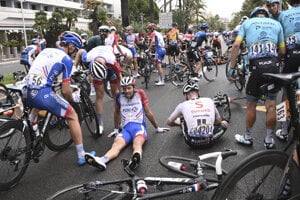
<box><xmin>202</xmin><ymin>58</ymin><xmax>218</xmax><ymax>82</ymax></box>
<box><xmin>43</xmin><ymin>113</ymin><xmax>73</xmax><ymax>152</ymax></box>
<box><xmin>104</xmin><ymin>81</ymin><xmax>113</xmax><ymax>99</ymax></box>
<box><xmin>159</xmin><ymin>156</ymin><xmax>228</xmax><ymax>182</ymax></box>
<box><xmin>144</xmin><ymin>63</ymin><xmax>152</xmax><ymax>89</ymax></box>
<box><xmin>46</xmin><ymin>182</ymin><xmax>131</xmax><ymax>200</ymax></box>
<box><xmin>212</xmin><ymin>150</ymin><xmax>300</xmax><ymax>200</ymax></box>
<box><xmin>0</xmin><ymin>118</ymin><xmax>31</xmax><ymax>191</ymax></box>
<box><xmin>234</xmin><ymin>72</ymin><xmax>245</xmax><ymax>91</ymax></box>
<box><xmin>169</xmin><ymin>62</ymin><xmax>191</xmax><ymax>87</ymax></box>
<box><xmin>80</xmin><ymin>91</ymin><xmax>99</xmax><ymax>136</ymax></box>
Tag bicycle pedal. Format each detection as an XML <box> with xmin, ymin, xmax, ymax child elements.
<box><xmin>124</xmin><ymin>165</ymin><xmax>135</xmax><ymax>177</ymax></box>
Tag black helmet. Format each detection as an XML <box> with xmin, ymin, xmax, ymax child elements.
<box><xmin>250</xmin><ymin>7</ymin><xmax>269</xmax><ymax>18</ymax></box>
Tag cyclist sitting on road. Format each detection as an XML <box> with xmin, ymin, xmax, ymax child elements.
<box><xmin>84</xmin><ymin>76</ymin><xmax>170</xmax><ymax>171</ymax></box>
<box><xmin>186</xmin><ymin>23</ymin><xmax>209</xmax><ymax>82</ymax></box>
<box><xmin>20</xmin><ymin>38</ymin><xmax>41</xmax><ymax>72</ymax></box>
<box><xmin>22</xmin><ymin>31</ymin><xmax>96</xmax><ymax>166</ymax></box>
<box><xmin>73</xmin><ymin>43</ymin><xmax>121</xmax><ymax>135</ymax></box>
<box><xmin>166</xmin><ymin>80</ymin><xmax>228</xmax><ymax>148</ymax></box>
<box><xmin>227</xmin><ymin>7</ymin><xmax>286</xmax><ymax>149</ymax></box>
<box><xmin>147</xmin><ymin>23</ymin><xmax>167</xmax><ymax>86</ymax></box>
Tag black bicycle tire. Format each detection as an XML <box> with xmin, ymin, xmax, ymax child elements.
<box><xmin>104</xmin><ymin>80</ymin><xmax>114</xmax><ymax>99</ymax></box>
<box><xmin>144</xmin><ymin>63</ymin><xmax>151</xmax><ymax>89</ymax></box>
<box><xmin>81</xmin><ymin>91</ymin><xmax>100</xmax><ymax>136</ymax></box>
<box><xmin>0</xmin><ymin>118</ymin><xmax>31</xmax><ymax>191</ymax></box>
<box><xmin>211</xmin><ymin>150</ymin><xmax>300</xmax><ymax>200</ymax></box>
<box><xmin>170</xmin><ymin>62</ymin><xmax>191</xmax><ymax>87</ymax></box>
<box><xmin>159</xmin><ymin>155</ymin><xmax>228</xmax><ymax>179</ymax></box>
<box><xmin>202</xmin><ymin>58</ymin><xmax>218</xmax><ymax>82</ymax></box>
<box><xmin>234</xmin><ymin>73</ymin><xmax>245</xmax><ymax>91</ymax></box>
<box><xmin>43</xmin><ymin>112</ymin><xmax>73</xmax><ymax>152</ymax></box>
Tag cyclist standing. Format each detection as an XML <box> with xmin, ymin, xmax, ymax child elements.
<box><xmin>227</xmin><ymin>7</ymin><xmax>286</xmax><ymax>149</ymax></box>
<box><xmin>266</xmin><ymin>0</ymin><xmax>282</xmax><ymax>20</ymax></box>
<box><xmin>166</xmin><ymin>22</ymin><xmax>180</xmax><ymax>67</ymax></box>
<box><xmin>84</xmin><ymin>76</ymin><xmax>169</xmax><ymax>171</ymax></box>
<box><xmin>187</xmin><ymin>23</ymin><xmax>209</xmax><ymax>82</ymax></box>
<box><xmin>276</xmin><ymin>0</ymin><xmax>300</xmax><ymax>141</ymax></box>
<box><xmin>22</xmin><ymin>31</ymin><xmax>96</xmax><ymax>166</ymax></box>
<box><xmin>122</xmin><ymin>25</ymin><xmax>140</xmax><ymax>78</ymax></box>
<box><xmin>166</xmin><ymin>80</ymin><xmax>228</xmax><ymax>148</ymax></box>
<box><xmin>20</xmin><ymin>38</ymin><xmax>41</xmax><ymax>72</ymax></box>
<box><xmin>147</xmin><ymin>23</ymin><xmax>166</xmax><ymax>86</ymax></box>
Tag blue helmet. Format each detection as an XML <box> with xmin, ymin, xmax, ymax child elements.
<box><xmin>200</xmin><ymin>23</ymin><xmax>209</xmax><ymax>30</ymax></box>
<box><xmin>250</xmin><ymin>7</ymin><xmax>269</xmax><ymax>18</ymax></box>
<box><xmin>31</xmin><ymin>38</ymin><xmax>39</xmax><ymax>44</ymax></box>
<box><xmin>266</xmin><ymin>0</ymin><xmax>280</xmax><ymax>5</ymax></box>
<box><xmin>61</xmin><ymin>31</ymin><xmax>82</xmax><ymax>49</ymax></box>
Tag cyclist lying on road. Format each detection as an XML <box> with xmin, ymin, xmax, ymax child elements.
<box><xmin>166</xmin><ymin>80</ymin><xmax>228</xmax><ymax>148</ymax></box>
<box><xmin>85</xmin><ymin>76</ymin><xmax>169</xmax><ymax>171</ymax></box>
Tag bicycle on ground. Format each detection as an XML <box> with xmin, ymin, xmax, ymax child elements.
<box><xmin>46</xmin><ymin>149</ymin><xmax>237</xmax><ymax>200</ymax></box>
<box><xmin>212</xmin><ymin>71</ymin><xmax>300</xmax><ymax>200</ymax></box>
<box><xmin>0</xmin><ymin>82</ymin><xmax>80</xmax><ymax>191</ymax></box>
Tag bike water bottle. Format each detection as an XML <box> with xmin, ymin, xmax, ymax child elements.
<box><xmin>167</xmin><ymin>161</ymin><xmax>186</xmax><ymax>171</ymax></box>
<box><xmin>136</xmin><ymin>180</ymin><xmax>147</xmax><ymax>194</ymax></box>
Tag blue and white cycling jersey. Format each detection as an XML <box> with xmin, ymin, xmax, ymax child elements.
<box><xmin>279</xmin><ymin>7</ymin><xmax>300</xmax><ymax>50</ymax></box>
<box><xmin>24</xmin><ymin>48</ymin><xmax>73</xmax><ymax>89</ymax></box>
<box><xmin>237</xmin><ymin>17</ymin><xmax>285</xmax><ymax>60</ymax></box>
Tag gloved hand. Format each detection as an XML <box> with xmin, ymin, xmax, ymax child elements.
<box><xmin>107</xmin><ymin>129</ymin><xmax>119</xmax><ymax>138</ymax></box>
<box><xmin>156</xmin><ymin>127</ymin><xmax>170</xmax><ymax>133</ymax></box>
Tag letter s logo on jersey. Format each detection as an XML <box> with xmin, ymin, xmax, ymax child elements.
<box><xmin>195</xmin><ymin>102</ymin><xmax>203</xmax><ymax>109</ymax></box>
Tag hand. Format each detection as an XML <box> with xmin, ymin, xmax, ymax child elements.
<box><xmin>156</xmin><ymin>127</ymin><xmax>170</xmax><ymax>133</ymax></box>
<box><xmin>107</xmin><ymin>129</ymin><xmax>119</xmax><ymax>138</ymax></box>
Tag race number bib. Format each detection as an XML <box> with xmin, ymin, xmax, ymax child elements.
<box><xmin>191</xmin><ymin>41</ymin><xmax>197</xmax><ymax>48</ymax></box>
<box><xmin>26</xmin><ymin>74</ymin><xmax>46</xmax><ymax>89</ymax></box>
<box><xmin>286</xmin><ymin>34</ymin><xmax>297</xmax><ymax>46</ymax></box>
<box><xmin>276</xmin><ymin>100</ymin><xmax>290</xmax><ymax>122</ymax></box>
<box><xmin>189</xmin><ymin>124</ymin><xmax>214</xmax><ymax>136</ymax></box>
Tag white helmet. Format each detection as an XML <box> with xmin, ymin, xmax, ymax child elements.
<box><xmin>90</xmin><ymin>61</ymin><xmax>107</xmax><ymax>80</ymax></box>
<box><xmin>120</xmin><ymin>76</ymin><xmax>136</xmax><ymax>87</ymax></box>
<box><xmin>182</xmin><ymin>81</ymin><xmax>199</xmax><ymax>95</ymax></box>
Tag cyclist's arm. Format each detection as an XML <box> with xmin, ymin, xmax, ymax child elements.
<box><xmin>144</xmin><ymin>104</ymin><xmax>159</xmax><ymax>129</ymax></box>
<box><xmin>229</xmin><ymin>39</ymin><xmax>242</xmax><ymax>68</ymax></box>
<box><xmin>114</xmin><ymin>96</ymin><xmax>121</xmax><ymax>129</ymax></box>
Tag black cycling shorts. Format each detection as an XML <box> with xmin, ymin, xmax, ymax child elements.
<box><xmin>283</xmin><ymin>48</ymin><xmax>300</xmax><ymax>73</ymax></box>
<box><xmin>246</xmin><ymin>57</ymin><xmax>280</xmax><ymax>102</ymax></box>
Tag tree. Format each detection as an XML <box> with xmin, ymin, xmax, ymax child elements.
<box><xmin>33</xmin><ymin>11</ymin><xmax>48</xmax><ymax>34</ymax></box>
<box><xmin>64</xmin><ymin>9</ymin><xmax>78</xmax><ymax>30</ymax></box>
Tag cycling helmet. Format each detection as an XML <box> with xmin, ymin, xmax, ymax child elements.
<box><xmin>126</xmin><ymin>25</ymin><xmax>134</xmax><ymax>30</ymax></box>
<box><xmin>147</xmin><ymin>23</ymin><xmax>156</xmax><ymax>31</ymax></box>
<box><xmin>172</xmin><ymin>22</ymin><xmax>178</xmax><ymax>27</ymax></box>
<box><xmin>240</xmin><ymin>16</ymin><xmax>249</xmax><ymax>24</ymax></box>
<box><xmin>31</xmin><ymin>38</ymin><xmax>39</xmax><ymax>44</ymax></box>
<box><xmin>120</xmin><ymin>76</ymin><xmax>136</xmax><ymax>87</ymax></box>
<box><xmin>200</xmin><ymin>23</ymin><xmax>209</xmax><ymax>30</ymax></box>
<box><xmin>81</xmin><ymin>33</ymin><xmax>88</xmax><ymax>38</ymax></box>
<box><xmin>98</xmin><ymin>25</ymin><xmax>110</xmax><ymax>33</ymax></box>
<box><xmin>61</xmin><ymin>31</ymin><xmax>82</xmax><ymax>49</ymax></box>
<box><xmin>110</xmin><ymin>26</ymin><xmax>117</xmax><ymax>31</ymax></box>
<box><xmin>266</xmin><ymin>0</ymin><xmax>280</xmax><ymax>5</ymax></box>
<box><xmin>250</xmin><ymin>7</ymin><xmax>269</xmax><ymax>18</ymax></box>
<box><xmin>182</xmin><ymin>81</ymin><xmax>199</xmax><ymax>95</ymax></box>
<box><xmin>90</xmin><ymin>61</ymin><xmax>107</xmax><ymax>80</ymax></box>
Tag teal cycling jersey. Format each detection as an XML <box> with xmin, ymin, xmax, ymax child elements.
<box><xmin>279</xmin><ymin>7</ymin><xmax>300</xmax><ymax>49</ymax></box>
<box><xmin>237</xmin><ymin>17</ymin><xmax>284</xmax><ymax>60</ymax></box>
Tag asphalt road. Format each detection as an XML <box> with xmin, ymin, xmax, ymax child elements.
<box><xmin>0</xmin><ymin>60</ymin><xmax>287</xmax><ymax>200</ymax></box>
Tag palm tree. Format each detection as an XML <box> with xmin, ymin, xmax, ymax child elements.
<box><xmin>64</xmin><ymin>9</ymin><xmax>78</xmax><ymax>30</ymax></box>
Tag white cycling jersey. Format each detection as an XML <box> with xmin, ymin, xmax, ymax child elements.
<box><xmin>168</xmin><ymin>97</ymin><xmax>220</xmax><ymax>135</ymax></box>
<box><xmin>82</xmin><ymin>45</ymin><xmax>116</xmax><ymax>65</ymax></box>
<box><xmin>113</xmin><ymin>45</ymin><xmax>133</xmax><ymax>58</ymax></box>
<box><xmin>24</xmin><ymin>48</ymin><xmax>73</xmax><ymax>89</ymax></box>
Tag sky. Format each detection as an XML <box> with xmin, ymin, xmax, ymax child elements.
<box><xmin>203</xmin><ymin>0</ymin><xmax>244</xmax><ymax>19</ymax></box>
